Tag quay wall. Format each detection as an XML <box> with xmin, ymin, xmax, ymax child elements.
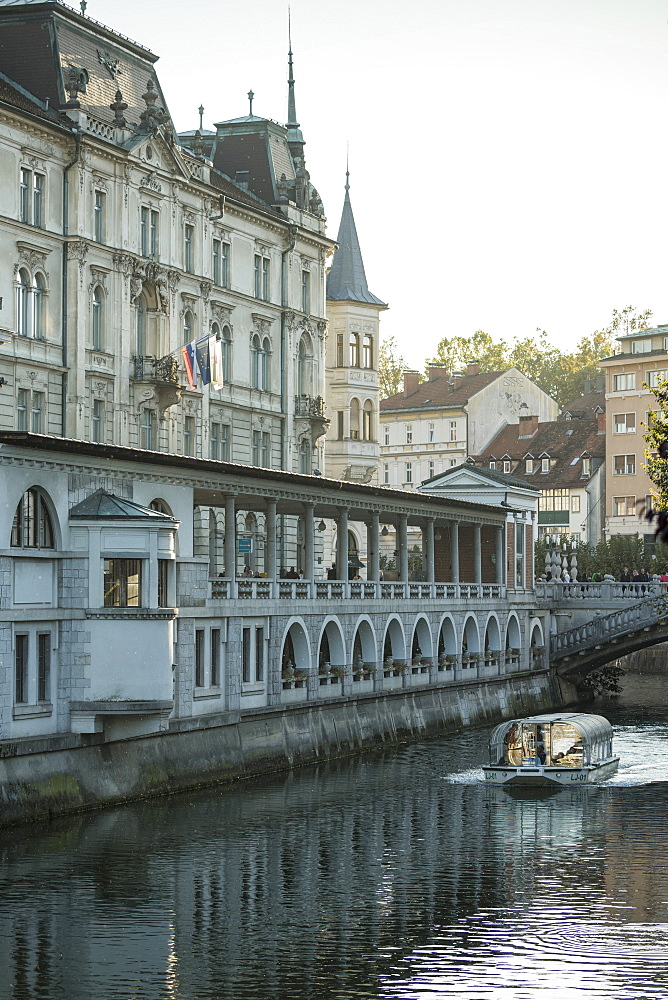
<box><xmin>0</xmin><ymin>670</ymin><xmax>574</xmax><ymax>828</ymax></box>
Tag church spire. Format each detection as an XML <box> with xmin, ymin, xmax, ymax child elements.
<box><xmin>286</xmin><ymin>10</ymin><xmax>304</xmax><ymax>153</ymax></box>
<box><xmin>326</xmin><ymin>166</ymin><xmax>386</xmax><ymax>306</ymax></box>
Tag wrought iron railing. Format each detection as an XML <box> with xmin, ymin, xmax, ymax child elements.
<box><xmin>294</xmin><ymin>394</ymin><xmax>326</xmax><ymax>418</ymax></box>
<box><xmin>132</xmin><ymin>355</ymin><xmax>180</xmax><ymax>383</ymax></box>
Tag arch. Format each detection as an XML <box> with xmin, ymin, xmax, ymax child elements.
<box><xmin>297</xmin><ymin>333</ymin><xmax>313</xmax><ymax>396</ymax></box>
<box><xmin>362</xmin><ymin>399</ymin><xmax>373</xmax><ymax>441</ymax></box>
<box><xmin>317</xmin><ymin>617</ymin><xmax>346</xmax><ymax>670</ymax></box>
<box><xmin>136</xmin><ymin>293</ymin><xmax>147</xmax><ymax>355</ymax></box>
<box><xmin>261</xmin><ymin>336</ymin><xmax>270</xmax><ymax>390</ymax></box>
<box><xmin>462</xmin><ymin>615</ymin><xmax>480</xmax><ymax>654</ymax></box>
<box><xmin>221</xmin><ymin>324</ymin><xmax>232</xmax><ymax>382</ymax></box>
<box><xmin>17</xmin><ymin>268</ymin><xmax>30</xmax><ymax>337</ymax></box>
<box><xmin>33</xmin><ymin>273</ymin><xmax>45</xmax><ymax>340</ymax></box>
<box><xmin>92</xmin><ymin>284</ymin><xmax>103</xmax><ymax>350</ymax></box>
<box><xmin>281</xmin><ymin>618</ymin><xmax>311</xmax><ymax>673</ymax></box>
<box><xmin>351</xmin><ymin>617</ymin><xmax>377</xmax><ymax>666</ymax></box>
<box><xmin>411</xmin><ymin>616</ymin><xmax>433</xmax><ymax>662</ymax></box>
<box><xmin>251</xmin><ymin>333</ymin><xmax>260</xmax><ymax>388</ymax></box>
<box><xmin>484</xmin><ymin>614</ymin><xmax>501</xmax><ymax>652</ymax></box>
<box><xmin>506</xmin><ymin>613</ymin><xmax>521</xmax><ymax>652</ymax></box>
<box><xmin>382</xmin><ymin>615</ymin><xmax>406</xmax><ymax>664</ymax></box>
<box><xmin>299</xmin><ymin>437</ymin><xmax>311</xmax><ymax>474</ymax></box>
<box><xmin>10</xmin><ymin>486</ymin><xmax>56</xmax><ymax>549</ymax></box>
<box><xmin>350</xmin><ymin>397</ymin><xmax>361</xmax><ymax>440</ymax></box>
<box><xmin>437</xmin><ymin>615</ymin><xmax>457</xmax><ymax>656</ymax></box>
<box><xmin>362</xmin><ymin>333</ymin><xmax>373</xmax><ymax>369</ymax></box>
<box><xmin>183</xmin><ymin>309</ymin><xmax>194</xmax><ymax>347</ymax></box>
<box><xmin>149</xmin><ymin>497</ymin><xmax>173</xmax><ymax>516</ymax></box>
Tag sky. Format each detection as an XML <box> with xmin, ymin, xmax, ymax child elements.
<box><xmin>92</xmin><ymin>0</ymin><xmax>668</xmax><ymax>369</ymax></box>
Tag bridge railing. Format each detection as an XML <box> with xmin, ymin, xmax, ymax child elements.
<box><xmin>535</xmin><ymin>581</ymin><xmax>668</xmax><ymax>602</ymax></box>
<box><xmin>551</xmin><ymin>593</ymin><xmax>668</xmax><ymax>658</ymax></box>
<box><xmin>210</xmin><ymin>580</ymin><xmax>507</xmax><ymax>601</ymax></box>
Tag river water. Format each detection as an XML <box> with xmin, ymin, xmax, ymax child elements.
<box><xmin>2</xmin><ymin>694</ymin><xmax>668</xmax><ymax>1000</ymax></box>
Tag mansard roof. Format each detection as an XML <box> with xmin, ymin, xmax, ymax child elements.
<box><xmin>69</xmin><ymin>489</ymin><xmax>176</xmax><ymax>521</ymax></box>
<box><xmin>326</xmin><ymin>174</ymin><xmax>386</xmax><ymax>306</ymax></box>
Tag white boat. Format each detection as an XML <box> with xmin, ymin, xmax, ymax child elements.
<box><xmin>482</xmin><ymin>712</ymin><xmax>619</xmax><ymax>787</ymax></box>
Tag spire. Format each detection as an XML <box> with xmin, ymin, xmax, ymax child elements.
<box><xmin>326</xmin><ymin>167</ymin><xmax>386</xmax><ymax>306</ymax></box>
<box><xmin>286</xmin><ymin>9</ymin><xmax>304</xmax><ymax>150</ymax></box>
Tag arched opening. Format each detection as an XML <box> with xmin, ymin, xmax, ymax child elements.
<box><xmin>11</xmin><ymin>487</ymin><xmax>55</xmax><ymax>549</ymax></box>
<box><xmin>221</xmin><ymin>325</ymin><xmax>232</xmax><ymax>382</ymax></box>
<box><xmin>33</xmin><ymin>273</ymin><xmax>45</xmax><ymax>339</ymax></box>
<box><xmin>297</xmin><ymin>333</ymin><xmax>313</xmax><ymax>397</ymax></box>
<box><xmin>411</xmin><ymin>617</ymin><xmax>432</xmax><ymax>664</ymax></box>
<box><xmin>17</xmin><ymin>268</ymin><xmax>30</xmax><ymax>337</ymax></box>
<box><xmin>240</xmin><ymin>512</ymin><xmax>258</xmax><ymax>575</ymax></box>
<box><xmin>362</xmin><ymin>400</ymin><xmax>373</xmax><ymax>441</ymax></box>
<box><xmin>506</xmin><ymin>615</ymin><xmax>521</xmax><ymax>664</ymax></box>
<box><xmin>149</xmin><ymin>498</ymin><xmax>173</xmax><ymax>515</ymax></box>
<box><xmin>484</xmin><ymin>616</ymin><xmax>501</xmax><ymax>666</ymax></box>
<box><xmin>462</xmin><ymin>615</ymin><xmax>480</xmax><ymax>666</ymax></box>
<box><xmin>438</xmin><ymin>617</ymin><xmax>457</xmax><ymax>668</ymax></box>
<box><xmin>281</xmin><ymin>621</ymin><xmax>310</xmax><ymax>680</ymax></box>
<box><xmin>92</xmin><ymin>285</ymin><xmax>103</xmax><ymax>350</ymax></box>
<box><xmin>350</xmin><ymin>398</ymin><xmax>361</xmax><ymax>440</ymax></box>
<box><xmin>261</xmin><ymin>337</ymin><xmax>270</xmax><ymax>390</ymax></box>
<box><xmin>382</xmin><ymin>617</ymin><xmax>406</xmax><ymax>666</ymax></box>
<box><xmin>299</xmin><ymin>438</ymin><xmax>311</xmax><ymax>474</ymax></box>
<box><xmin>183</xmin><ymin>309</ymin><xmax>194</xmax><ymax>347</ymax></box>
<box><xmin>530</xmin><ymin>621</ymin><xmax>545</xmax><ymax>666</ymax></box>
<box><xmin>136</xmin><ymin>293</ymin><xmax>147</xmax><ymax>355</ymax></box>
<box><xmin>318</xmin><ymin>619</ymin><xmax>346</xmax><ymax>680</ymax></box>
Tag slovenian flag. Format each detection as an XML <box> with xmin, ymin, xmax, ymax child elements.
<box><xmin>195</xmin><ymin>337</ymin><xmax>211</xmax><ymax>385</ymax></box>
<box><xmin>181</xmin><ymin>342</ymin><xmax>197</xmax><ymax>390</ymax></box>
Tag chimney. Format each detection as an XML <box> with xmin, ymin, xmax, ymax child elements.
<box><xmin>597</xmin><ymin>410</ymin><xmax>606</xmax><ymax>434</ymax></box>
<box><xmin>518</xmin><ymin>414</ymin><xmax>539</xmax><ymax>438</ymax></box>
<box><xmin>451</xmin><ymin>370</ymin><xmax>463</xmax><ymax>389</ymax></box>
<box><xmin>428</xmin><ymin>363</ymin><xmax>446</xmax><ymax>381</ymax></box>
<box><xmin>403</xmin><ymin>370</ymin><xmax>420</xmax><ymax>395</ymax></box>
<box><xmin>466</xmin><ymin>359</ymin><xmax>480</xmax><ymax>376</ymax></box>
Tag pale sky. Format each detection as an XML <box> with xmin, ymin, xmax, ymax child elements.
<box><xmin>97</xmin><ymin>0</ymin><xmax>668</xmax><ymax>368</ymax></box>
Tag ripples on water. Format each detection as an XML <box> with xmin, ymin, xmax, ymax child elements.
<box><xmin>1</xmin><ymin>705</ymin><xmax>668</xmax><ymax>1000</ymax></box>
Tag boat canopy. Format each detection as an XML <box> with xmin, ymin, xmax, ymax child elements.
<box><xmin>488</xmin><ymin>713</ymin><xmax>614</xmax><ymax>768</ymax></box>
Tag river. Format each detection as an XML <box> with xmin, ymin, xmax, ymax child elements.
<box><xmin>1</xmin><ymin>691</ymin><xmax>668</xmax><ymax>1000</ymax></box>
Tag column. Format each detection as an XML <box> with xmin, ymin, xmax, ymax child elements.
<box><xmin>473</xmin><ymin>523</ymin><xmax>482</xmax><ymax>584</ymax></box>
<box><xmin>424</xmin><ymin>518</ymin><xmax>435</xmax><ymax>585</ymax></box>
<box><xmin>336</xmin><ymin>508</ymin><xmax>348</xmax><ymax>582</ymax></box>
<box><xmin>367</xmin><ymin>512</ymin><xmax>380</xmax><ymax>583</ymax></box>
<box><xmin>224</xmin><ymin>494</ymin><xmax>236</xmax><ymax>597</ymax></box>
<box><xmin>398</xmin><ymin>515</ymin><xmax>408</xmax><ymax>583</ymax></box>
<box><xmin>304</xmin><ymin>502</ymin><xmax>315</xmax><ymax>587</ymax></box>
<box><xmin>496</xmin><ymin>524</ymin><xmax>505</xmax><ymax>586</ymax></box>
<box><xmin>266</xmin><ymin>500</ymin><xmax>277</xmax><ymax>591</ymax></box>
<box><xmin>451</xmin><ymin>522</ymin><xmax>460</xmax><ymax>584</ymax></box>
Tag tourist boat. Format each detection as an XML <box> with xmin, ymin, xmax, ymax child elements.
<box><xmin>482</xmin><ymin>712</ymin><xmax>619</xmax><ymax>787</ymax></box>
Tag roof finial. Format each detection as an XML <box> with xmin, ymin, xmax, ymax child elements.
<box><xmin>287</xmin><ymin>7</ymin><xmax>299</xmax><ymax>129</ymax></box>
<box><xmin>345</xmin><ymin>144</ymin><xmax>350</xmax><ymax>193</ymax></box>
<box><xmin>247</xmin><ymin>89</ymin><xmax>254</xmax><ymax>116</ymax></box>
<box><xmin>198</xmin><ymin>104</ymin><xmax>204</xmax><ymax>130</ymax></box>
<box><xmin>80</xmin><ymin>0</ymin><xmax>87</xmax><ymax>13</ymax></box>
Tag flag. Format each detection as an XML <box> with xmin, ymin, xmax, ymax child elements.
<box><xmin>181</xmin><ymin>342</ymin><xmax>197</xmax><ymax>390</ymax></box>
<box><xmin>195</xmin><ymin>337</ymin><xmax>211</xmax><ymax>385</ymax></box>
<box><xmin>210</xmin><ymin>336</ymin><xmax>224</xmax><ymax>389</ymax></box>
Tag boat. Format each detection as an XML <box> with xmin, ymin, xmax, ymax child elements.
<box><xmin>482</xmin><ymin>712</ymin><xmax>619</xmax><ymax>787</ymax></box>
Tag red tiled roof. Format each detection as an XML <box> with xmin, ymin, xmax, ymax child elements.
<box><xmin>380</xmin><ymin>371</ymin><xmax>504</xmax><ymax>411</ymax></box>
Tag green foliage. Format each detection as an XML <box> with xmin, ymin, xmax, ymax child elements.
<box><xmin>535</xmin><ymin>534</ymin><xmax>668</xmax><ymax>579</ymax></box>
<box><xmin>378</xmin><ymin>336</ymin><xmax>407</xmax><ymax>399</ymax></box>
<box><xmin>643</xmin><ymin>376</ymin><xmax>668</xmax><ymax>511</ymax></box>
<box><xmin>579</xmin><ymin>663</ymin><xmax>625</xmax><ymax>697</ymax></box>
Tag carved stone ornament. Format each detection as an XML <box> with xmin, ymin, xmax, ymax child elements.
<box><xmin>211</xmin><ymin>302</ymin><xmax>233</xmax><ymax>328</ymax></box>
<box><xmin>15</xmin><ymin>241</ymin><xmax>51</xmax><ymax>279</ymax></box>
<box><xmin>67</xmin><ymin>240</ymin><xmax>89</xmax><ymax>284</ymax></box>
<box><xmin>199</xmin><ymin>281</ymin><xmax>212</xmax><ymax>303</ymax></box>
<box><xmin>130</xmin><ymin>260</ymin><xmax>170</xmax><ymax>313</ymax></box>
<box><xmin>139</xmin><ymin>170</ymin><xmax>163</xmax><ymax>193</ymax></box>
<box><xmin>252</xmin><ymin>314</ymin><xmax>272</xmax><ymax>337</ymax></box>
<box><xmin>317</xmin><ymin>320</ymin><xmax>327</xmax><ymax>341</ymax></box>
<box><xmin>97</xmin><ymin>49</ymin><xmax>122</xmax><ymax>79</ymax></box>
<box><xmin>113</xmin><ymin>252</ymin><xmax>136</xmax><ymax>277</ymax></box>
<box><xmin>88</xmin><ymin>266</ymin><xmax>109</xmax><ymax>297</ymax></box>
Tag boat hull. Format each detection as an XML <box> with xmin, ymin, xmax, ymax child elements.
<box><xmin>482</xmin><ymin>757</ymin><xmax>620</xmax><ymax>787</ymax></box>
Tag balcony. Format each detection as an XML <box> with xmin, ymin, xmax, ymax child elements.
<box><xmin>294</xmin><ymin>394</ymin><xmax>329</xmax><ymax>443</ymax></box>
<box><xmin>132</xmin><ymin>354</ymin><xmax>183</xmax><ymax>411</ymax></box>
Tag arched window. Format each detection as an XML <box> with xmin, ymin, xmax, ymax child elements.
<box><xmin>136</xmin><ymin>294</ymin><xmax>147</xmax><ymax>356</ymax></box>
<box><xmin>17</xmin><ymin>269</ymin><xmax>30</xmax><ymax>337</ymax></box>
<box><xmin>251</xmin><ymin>334</ymin><xmax>261</xmax><ymax>388</ymax></box>
<box><xmin>183</xmin><ymin>309</ymin><xmax>193</xmax><ymax>347</ymax></box>
<box><xmin>11</xmin><ymin>488</ymin><xmax>54</xmax><ymax>549</ymax></box>
<box><xmin>350</xmin><ymin>398</ymin><xmax>361</xmax><ymax>440</ymax></box>
<box><xmin>298</xmin><ymin>334</ymin><xmax>312</xmax><ymax>397</ymax></box>
<box><xmin>349</xmin><ymin>332</ymin><xmax>360</xmax><ymax>367</ymax></box>
<box><xmin>92</xmin><ymin>286</ymin><xmax>103</xmax><ymax>350</ymax></box>
<box><xmin>33</xmin><ymin>274</ymin><xmax>45</xmax><ymax>340</ymax></box>
<box><xmin>221</xmin><ymin>325</ymin><xmax>232</xmax><ymax>382</ymax></box>
<box><xmin>299</xmin><ymin>438</ymin><xmax>310</xmax><ymax>474</ymax></box>
<box><xmin>261</xmin><ymin>337</ymin><xmax>270</xmax><ymax>391</ymax></box>
<box><xmin>363</xmin><ymin>400</ymin><xmax>373</xmax><ymax>441</ymax></box>
<box><xmin>362</xmin><ymin>334</ymin><xmax>373</xmax><ymax>369</ymax></box>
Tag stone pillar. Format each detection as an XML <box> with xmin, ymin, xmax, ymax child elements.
<box><xmin>224</xmin><ymin>494</ymin><xmax>236</xmax><ymax>597</ymax></box>
<box><xmin>496</xmin><ymin>524</ymin><xmax>505</xmax><ymax>586</ymax></box>
<box><xmin>336</xmin><ymin>508</ymin><xmax>348</xmax><ymax>581</ymax></box>
<box><xmin>473</xmin><ymin>523</ymin><xmax>482</xmax><ymax>584</ymax></box>
<box><xmin>398</xmin><ymin>515</ymin><xmax>408</xmax><ymax>583</ymax></box>
<box><xmin>368</xmin><ymin>512</ymin><xmax>380</xmax><ymax>583</ymax></box>
<box><xmin>451</xmin><ymin>522</ymin><xmax>460</xmax><ymax>584</ymax></box>
<box><xmin>266</xmin><ymin>500</ymin><xmax>277</xmax><ymax>592</ymax></box>
<box><xmin>424</xmin><ymin>518</ymin><xmax>435</xmax><ymax>584</ymax></box>
<box><xmin>304</xmin><ymin>502</ymin><xmax>315</xmax><ymax>587</ymax></box>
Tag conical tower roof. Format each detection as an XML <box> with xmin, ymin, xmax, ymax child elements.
<box><xmin>326</xmin><ymin>171</ymin><xmax>386</xmax><ymax>306</ymax></box>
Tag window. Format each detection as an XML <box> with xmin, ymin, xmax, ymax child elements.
<box><xmin>614</xmin><ymin>495</ymin><xmax>636</xmax><ymax>516</ymax></box>
<box><xmin>582</xmin><ymin>457</ymin><xmax>591</xmax><ymax>476</ymax></box>
<box><xmin>428</xmin><ymin>460</ymin><xmax>435</xmax><ymax>478</ymax></box>
<box><xmin>37</xmin><ymin>632</ymin><xmax>51</xmax><ymax>702</ymax></box>
<box><xmin>336</xmin><ymin>334</ymin><xmax>344</xmax><ymax>367</ymax></box>
<box><xmin>158</xmin><ymin>559</ymin><xmax>169</xmax><ymax>608</ymax></box>
<box><xmin>17</xmin><ymin>388</ymin><xmax>28</xmax><ymax>430</ymax></box>
<box><xmin>254</xmin><ymin>254</ymin><xmax>261</xmax><ymax>297</ymax></box>
<box><xmin>19</xmin><ymin>168</ymin><xmax>44</xmax><ymax>226</ymax></box>
<box><xmin>33</xmin><ymin>274</ymin><xmax>44</xmax><ymax>339</ymax></box>
<box><xmin>195</xmin><ymin>629</ymin><xmax>205</xmax><ymax>687</ymax></box>
<box><xmin>503</xmin><ymin>461</ymin><xmax>511</xmax><ymax>474</ymax></box>
<box><xmin>383</xmin><ymin>463</ymin><xmax>389</xmax><ymax>484</ymax></box>
<box><xmin>183</xmin><ymin>415</ymin><xmax>195</xmax><ymax>456</ymax></box>
<box><xmin>350</xmin><ymin>398</ymin><xmax>360</xmax><ymax>440</ymax></box>
<box><xmin>449</xmin><ymin>458</ymin><xmax>457</xmax><ymax>467</ymax></box>
<box><xmin>405</xmin><ymin>462</ymin><xmax>412</xmax><ymax>484</ymax></box>
<box><xmin>252</xmin><ymin>430</ymin><xmax>261</xmax><ymax>466</ymax></box>
<box><xmin>337</xmin><ymin>411</ymin><xmax>344</xmax><ymax>439</ymax></box>
<box><xmin>362</xmin><ymin>334</ymin><xmax>373</xmax><ymax>369</ymax></box>
<box><xmin>213</xmin><ymin>239</ymin><xmax>221</xmax><ymax>285</ymax></box>
<box><xmin>262</xmin><ymin>431</ymin><xmax>270</xmax><ymax>468</ymax></box>
<box><xmin>255</xmin><ymin>627</ymin><xmax>264</xmax><ymax>682</ymax></box>
<box><xmin>94</xmin><ymin>190</ymin><xmax>105</xmax><ymax>243</ymax></box>
<box><xmin>614</xmin><ymin>412</ymin><xmax>636</xmax><ymax>433</ymax></box>
<box><xmin>91</xmin><ymin>399</ymin><xmax>104</xmax><ymax>443</ymax></box>
<box><xmin>30</xmin><ymin>392</ymin><xmax>43</xmax><ymax>433</ymax></box>
<box><xmin>140</xmin><ymin>207</ymin><xmax>159</xmax><ymax>257</ymax></box>
<box><xmin>103</xmin><ymin>559</ymin><xmax>142</xmax><ymax>607</ymax></box>
<box><xmin>11</xmin><ymin>488</ymin><xmax>54</xmax><ymax>549</ymax></box>
<box><xmin>449</xmin><ymin>421</ymin><xmax>457</xmax><ymax>442</ymax></box>
<box><xmin>262</xmin><ymin>257</ymin><xmax>269</xmax><ymax>301</ymax></box>
<box><xmin>613</xmin><ymin>454</ymin><xmax>635</xmax><ymax>475</ymax></box>
<box><xmin>210</xmin><ymin>421</ymin><xmax>221</xmax><ymax>459</ymax></box>
<box><xmin>15</xmin><ymin>634</ymin><xmax>28</xmax><ymax>704</ymax></box>
<box><xmin>221</xmin><ymin>325</ymin><xmax>232</xmax><ymax>382</ymax></box>
<box><xmin>251</xmin><ymin>336</ymin><xmax>270</xmax><ymax>390</ymax></box>
<box><xmin>220</xmin><ymin>423</ymin><xmax>230</xmax><ymax>461</ymax></box>
<box><xmin>515</xmin><ymin>521</ymin><xmax>525</xmax><ymax>587</ymax></box>
<box><xmin>17</xmin><ymin>269</ymin><xmax>30</xmax><ymax>336</ymax></box>
<box><xmin>631</xmin><ymin>339</ymin><xmax>651</xmax><ymax>354</ymax></box>
<box><xmin>384</xmin><ymin>426</ymin><xmax>390</xmax><ymax>446</ymax></box>
<box><xmin>184</xmin><ymin>224</ymin><xmax>194</xmax><ymax>272</ymax></box>
<box><xmin>92</xmin><ymin>286</ymin><xmax>103</xmax><ymax>350</ymax></box>
<box><xmin>183</xmin><ymin>309</ymin><xmax>193</xmax><ymax>347</ymax></box>
<box><xmin>349</xmin><ymin>332</ymin><xmax>360</xmax><ymax>367</ymax></box>
<box><xmin>17</xmin><ymin>270</ymin><xmax>46</xmax><ymax>339</ymax></box>
<box><xmin>136</xmin><ymin>295</ymin><xmax>146</xmax><ymax>355</ymax></box>
<box><xmin>242</xmin><ymin>627</ymin><xmax>251</xmax><ymax>683</ymax></box>
<box><xmin>301</xmin><ymin>270</ymin><xmax>310</xmax><ymax>313</ymax></box>
<box><xmin>613</xmin><ymin>373</ymin><xmax>636</xmax><ymax>391</ymax></box>
<box><xmin>362</xmin><ymin>401</ymin><xmax>373</xmax><ymax>441</ymax></box>
<box><xmin>254</xmin><ymin>255</ymin><xmax>269</xmax><ymax>299</ymax></box>
<box><xmin>489</xmin><ymin>461</ymin><xmax>496</xmax><ymax>470</ymax></box>
<box><xmin>647</xmin><ymin>370</ymin><xmax>668</xmax><ymax>389</ymax></box>
<box><xmin>139</xmin><ymin>408</ymin><xmax>156</xmax><ymax>450</ymax></box>
<box><xmin>539</xmin><ymin>489</ymin><xmax>570</xmax><ymax>511</ymax></box>
<box><xmin>571</xmin><ymin>494</ymin><xmax>581</xmax><ymax>513</ymax></box>
<box><xmin>541</xmin><ymin>457</ymin><xmax>550</xmax><ymax>473</ymax></box>
<box><xmin>428</xmin><ymin>423</ymin><xmax>434</xmax><ymax>443</ymax></box>
<box><xmin>211</xmin><ymin>628</ymin><xmax>221</xmax><ymax>686</ymax></box>
<box><xmin>299</xmin><ymin>437</ymin><xmax>310</xmax><ymax>474</ymax></box>
<box><xmin>525</xmin><ymin>458</ymin><xmax>534</xmax><ymax>474</ymax></box>
<box><xmin>221</xmin><ymin>242</ymin><xmax>229</xmax><ymax>287</ymax></box>
<box><xmin>406</xmin><ymin>424</ymin><xmax>412</xmax><ymax>444</ymax></box>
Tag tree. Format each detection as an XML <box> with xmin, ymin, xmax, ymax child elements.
<box><xmin>427</xmin><ymin>330</ymin><xmax>509</xmax><ymax>375</ymax></box>
<box><xmin>644</xmin><ymin>375</ymin><xmax>668</xmax><ymax>511</ymax></box>
<box><xmin>378</xmin><ymin>336</ymin><xmax>407</xmax><ymax>399</ymax></box>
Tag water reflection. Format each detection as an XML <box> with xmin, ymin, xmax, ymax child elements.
<box><xmin>1</xmin><ymin>718</ymin><xmax>668</xmax><ymax>999</ymax></box>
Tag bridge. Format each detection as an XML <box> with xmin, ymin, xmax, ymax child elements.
<box><xmin>535</xmin><ymin>581</ymin><xmax>668</xmax><ymax>678</ymax></box>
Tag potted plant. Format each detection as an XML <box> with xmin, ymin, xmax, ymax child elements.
<box><xmin>293</xmin><ymin>668</ymin><xmax>308</xmax><ymax>687</ymax></box>
<box><xmin>331</xmin><ymin>664</ymin><xmax>346</xmax><ymax>681</ymax></box>
<box><xmin>363</xmin><ymin>662</ymin><xmax>375</xmax><ymax>680</ymax></box>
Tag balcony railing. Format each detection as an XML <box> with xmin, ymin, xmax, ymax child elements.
<box><xmin>294</xmin><ymin>394</ymin><xmax>326</xmax><ymax>418</ymax></box>
<box><xmin>132</xmin><ymin>355</ymin><xmax>180</xmax><ymax>384</ymax></box>
<box><xmin>209</xmin><ymin>579</ymin><xmax>506</xmax><ymax>602</ymax></box>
